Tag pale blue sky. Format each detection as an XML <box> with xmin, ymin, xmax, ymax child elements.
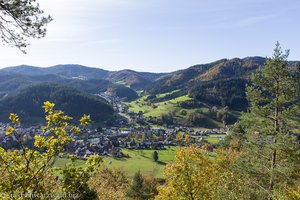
<box><xmin>0</xmin><ymin>0</ymin><xmax>299</xmax><ymax>72</ymax></box>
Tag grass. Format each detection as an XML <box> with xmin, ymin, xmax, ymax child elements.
<box><xmin>205</xmin><ymin>133</ymin><xmax>226</xmax><ymax>144</ymax></box>
<box><xmin>126</xmin><ymin>93</ymin><xmax>238</xmax><ymax>129</ymax></box>
<box><xmin>53</xmin><ymin>146</ymin><xmax>179</xmax><ymax>178</ymax></box>
<box><xmin>127</xmin><ymin>95</ymin><xmax>193</xmax><ymax>117</ymax></box>
<box><xmin>53</xmin><ymin>157</ymin><xmax>85</xmax><ymax>168</ymax></box>
<box><xmin>156</xmin><ymin>89</ymin><xmax>181</xmax><ymax>98</ymax></box>
<box><xmin>205</xmin><ymin>137</ymin><xmax>221</xmax><ymax>144</ymax></box>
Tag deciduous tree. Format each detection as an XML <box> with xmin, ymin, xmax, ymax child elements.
<box><xmin>0</xmin><ymin>101</ymin><xmax>101</xmax><ymax>199</ymax></box>
<box><xmin>155</xmin><ymin>146</ymin><xmax>214</xmax><ymax>200</ymax></box>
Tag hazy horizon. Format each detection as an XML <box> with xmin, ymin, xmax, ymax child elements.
<box><xmin>0</xmin><ymin>55</ymin><xmax>278</xmax><ymax>73</ymax></box>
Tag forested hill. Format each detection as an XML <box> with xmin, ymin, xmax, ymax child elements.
<box><xmin>145</xmin><ymin>56</ymin><xmax>266</xmax><ymax>94</ymax></box>
<box><xmin>143</xmin><ymin>57</ymin><xmax>299</xmax><ymax>111</ymax></box>
<box><xmin>0</xmin><ymin>84</ymin><xmax>114</xmax><ymax>124</ymax></box>
<box><xmin>1</xmin><ymin>57</ymin><xmax>298</xmax><ymax>116</ymax></box>
<box><xmin>1</xmin><ymin>64</ymin><xmax>164</xmax><ymax>89</ymax></box>
<box><xmin>0</xmin><ymin>72</ymin><xmax>139</xmax><ymax>102</ymax></box>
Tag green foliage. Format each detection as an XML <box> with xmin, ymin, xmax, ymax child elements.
<box><xmin>0</xmin><ymin>83</ymin><xmax>114</xmax><ymax>124</ymax></box>
<box><xmin>0</xmin><ymin>101</ymin><xmax>102</xmax><ymax>199</ymax></box>
<box><xmin>60</xmin><ymin>155</ymin><xmax>102</xmax><ymax>200</ymax></box>
<box><xmin>187</xmin><ymin>110</ymin><xmax>208</xmax><ymax>126</ymax></box>
<box><xmin>157</xmin><ymin>44</ymin><xmax>300</xmax><ymax>200</ymax></box>
<box><xmin>0</xmin><ymin>101</ymin><xmax>101</xmax><ymax>199</ymax></box>
<box><xmin>228</xmin><ymin>42</ymin><xmax>300</xmax><ymax>199</ymax></box>
<box><xmin>189</xmin><ymin>78</ymin><xmax>249</xmax><ymax>110</ymax></box>
<box><xmin>126</xmin><ymin>171</ymin><xmax>158</xmax><ymax>200</ymax></box>
<box><xmin>160</xmin><ymin>113</ymin><xmax>174</xmax><ymax>125</ymax></box>
<box><xmin>107</xmin><ymin>84</ymin><xmax>138</xmax><ymax>101</ymax></box>
<box><xmin>153</xmin><ymin>151</ymin><xmax>158</xmax><ymax>162</ymax></box>
<box><xmin>0</xmin><ymin>0</ymin><xmax>52</xmax><ymax>52</ymax></box>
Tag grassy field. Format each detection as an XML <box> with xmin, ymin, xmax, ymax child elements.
<box><xmin>126</xmin><ymin>92</ymin><xmax>228</xmax><ymax>128</ymax></box>
<box><xmin>205</xmin><ymin>137</ymin><xmax>221</xmax><ymax>144</ymax></box>
<box><xmin>205</xmin><ymin>134</ymin><xmax>226</xmax><ymax>144</ymax></box>
<box><xmin>127</xmin><ymin>94</ymin><xmax>193</xmax><ymax>117</ymax></box>
<box><xmin>54</xmin><ymin>146</ymin><xmax>180</xmax><ymax>178</ymax></box>
<box><xmin>156</xmin><ymin>89</ymin><xmax>180</xmax><ymax>98</ymax></box>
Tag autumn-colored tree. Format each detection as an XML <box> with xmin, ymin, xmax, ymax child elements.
<box><xmin>59</xmin><ymin>155</ymin><xmax>102</xmax><ymax>200</ymax></box>
<box><xmin>89</xmin><ymin>167</ymin><xmax>130</xmax><ymax>200</ymax></box>
<box><xmin>155</xmin><ymin>146</ymin><xmax>215</xmax><ymax>200</ymax></box>
<box><xmin>0</xmin><ymin>101</ymin><xmax>101</xmax><ymax>199</ymax></box>
<box><xmin>156</xmin><ymin>146</ymin><xmax>243</xmax><ymax>200</ymax></box>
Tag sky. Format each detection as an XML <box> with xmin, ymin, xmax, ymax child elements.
<box><xmin>0</xmin><ymin>0</ymin><xmax>300</xmax><ymax>72</ymax></box>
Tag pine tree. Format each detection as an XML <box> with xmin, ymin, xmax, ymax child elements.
<box><xmin>126</xmin><ymin>171</ymin><xmax>157</xmax><ymax>200</ymax></box>
<box><xmin>126</xmin><ymin>171</ymin><xmax>146</xmax><ymax>200</ymax></box>
<box><xmin>232</xmin><ymin>42</ymin><xmax>300</xmax><ymax>199</ymax></box>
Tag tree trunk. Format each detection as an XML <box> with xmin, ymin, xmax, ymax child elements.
<box><xmin>269</xmin><ymin>81</ymin><xmax>279</xmax><ymax>200</ymax></box>
<box><xmin>268</xmin><ymin>144</ymin><xmax>276</xmax><ymax>200</ymax></box>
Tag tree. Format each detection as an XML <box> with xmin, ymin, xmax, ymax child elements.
<box><xmin>126</xmin><ymin>171</ymin><xmax>145</xmax><ymax>200</ymax></box>
<box><xmin>156</xmin><ymin>146</ymin><xmax>244</xmax><ymax>200</ymax></box>
<box><xmin>0</xmin><ymin>0</ymin><xmax>52</xmax><ymax>53</ymax></box>
<box><xmin>153</xmin><ymin>151</ymin><xmax>158</xmax><ymax>162</ymax></box>
<box><xmin>0</xmin><ymin>101</ymin><xmax>101</xmax><ymax>199</ymax></box>
<box><xmin>231</xmin><ymin>42</ymin><xmax>300</xmax><ymax>199</ymax></box>
<box><xmin>161</xmin><ymin>113</ymin><xmax>173</xmax><ymax>125</ymax></box>
<box><xmin>89</xmin><ymin>168</ymin><xmax>130</xmax><ymax>200</ymax></box>
<box><xmin>155</xmin><ymin>146</ymin><xmax>215</xmax><ymax>200</ymax></box>
<box><xmin>60</xmin><ymin>155</ymin><xmax>101</xmax><ymax>200</ymax></box>
<box><xmin>126</xmin><ymin>170</ymin><xmax>157</xmax><ymax>200</ymax></box>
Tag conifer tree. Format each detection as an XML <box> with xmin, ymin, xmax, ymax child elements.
<box><xmin>232</xmin><ymin>42</ymin><xmax>300</xmax><ymax>199</ymax></box>
<box><xmin>126</xmin><ymin>170</ymin><xmax>157</xmax><ymax>200</ymax></box>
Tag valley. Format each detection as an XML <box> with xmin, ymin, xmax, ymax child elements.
<box><xmin>1</xmin><ymin>1</ymin><xmax>299</xmax><ymax>198</ymax></box>
<box><xmin>0</xmin><ymin>56</ymin><xmax>278</xmax><ymax>127</ymax></box>
<box><xmin>0</xmin><ymin>53</ymin><xmax>299</xmax><ymax>199</ymax></box>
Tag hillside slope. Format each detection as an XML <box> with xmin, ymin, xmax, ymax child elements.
<box><xmin>0</xmin><ymin>84</ymin><xmax>114</xmax><ymax>124</ymax></box>
<box><xmin>1</xmin><ymin>65</ymin><xmax>166</xmax><ymax>89</ymax></box>
<box><xmin>146</xmin><ymin>56</ymin><xmax>266</xmax><ymax>94</ymax></box>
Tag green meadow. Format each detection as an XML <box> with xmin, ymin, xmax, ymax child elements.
<box><xmin>126</xmin><ymin>91</ymin><xmax>233</xmax><ymax>128</ymax></box>
<box><xmin>54</xmin><ymin>146</ymin><xmax>180</xmax><ymax>178</ymax></box>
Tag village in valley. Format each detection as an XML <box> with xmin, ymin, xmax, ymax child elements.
<box><xmin>0</xmin><ymin>119</ymin><xmax>228</xmax><ymax>160</ymax></box>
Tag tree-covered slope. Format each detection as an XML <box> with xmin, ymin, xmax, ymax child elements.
<box><xmin>1</xmin><ymin>65</ymin><xmax>166</xmax><ymax>89</ymax></box>
<box><xmin>146</xmin><ymin>57</ymin><xmax>266</xmax><ymax>94</ymax></box>
<box><xmin>106</xmin><ymin>85</ymin><xmax>138</xmax><ymax>101</ymax></box>
<box><xmin>0</xmin><ymin>84</ymin><xmax>114</xmax><ymax>124</ymax></box>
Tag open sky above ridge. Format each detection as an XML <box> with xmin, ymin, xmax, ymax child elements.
<box><xmin>0</xmin><ymin>0</ymin><xmax>299</xmax><ymax>72</ymax></box>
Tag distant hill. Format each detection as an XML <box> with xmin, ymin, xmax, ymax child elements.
<box><xmin>2</xmin><ymin>64</ymin><xmax>109</xmax><ymax>79</ymax></box>
<box><xmin>0</xmin><ymin>84</ymin><xmax>114</xmax><ymax>124</ymax></box>
<box><xmin>107</xmin><ymin>69</ymin><xmax>164</xmax><ymax>89</ymax></box>
<box><xmin>144</xmin><ymin>57</ymin><xmax>270</xmax><ymax>111</ymax></box>
<box><xmin>1</xmin><ymin>56</ymin><xmax>298</xmax><ymax>117</ymax></box>
<box><xmin>0</xmin><ymin>73</ymin><xmax>134</xmax><ymax>97</ymax></box>
<box><xmin>1</xmin><ymin>65</ymin><xmax>166</xmax><ymax>89</ymax></box>
<box><xmin>146</xmin><ymin>57</ymin><xmax>266</xmax><ymax>94</ymax></box>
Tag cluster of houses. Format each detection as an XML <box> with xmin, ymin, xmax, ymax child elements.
<box><xmin>0</xmin><ymin>122</ymin><xmax>229</xmax><ymax>159</ymax></box>
<box><xmin>194</xmin><ymin>127</ymin><xmax>229</xmax><ymax>136</ymax></box>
